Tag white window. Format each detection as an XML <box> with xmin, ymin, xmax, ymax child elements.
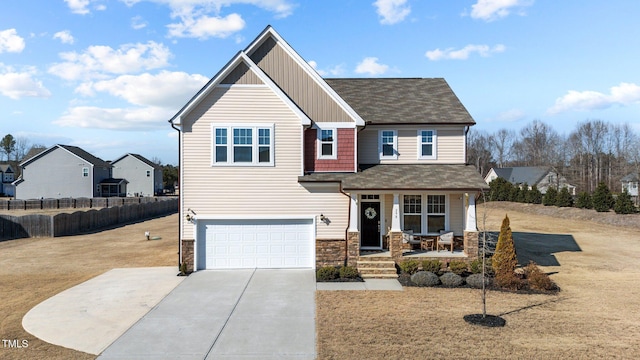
<box><xmin>427</xmin><ymin>195</ymin><xmax>446</xmax><ymax>233</ymax></box>
<box><xmin>418</xmin><ymin>130</ymin><xmax>437</xmax><ymax>159</ymax></box>
<box><xmin>379</xmin><ymin>130</ymin><xmax>397</xmax><ymax>159</ymax></box>
<box><xmin>82</xmin><ymin>167</ymin><xmax>89</xmax><ymax>177</ymax></box>
<box><xmin>212</xmin><ymin>124</ymin><xmax>274</xmax><ymax>166</ymax></box>
<box><xmin>403</xmin><ymin>195</ymin><xmax>422</xmax><ymax>234</ymax></box>
<box><xmin>318</xmin><ymin>129</ymin><xmax>337</xmax><ymax>159</ymax></box>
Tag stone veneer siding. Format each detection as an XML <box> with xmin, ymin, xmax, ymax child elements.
<box><xmin>181</xmin><ymin>239</ymin><xmax>194</xmax><ymax>273</ymax></box>
<box><xmin>463</xmin><ymin>231</ymin><xmax>479</xmax><ymax>260</ymax></box>
<box><xmin>346</xmin><ymin>231</ymin><xmax>359</xmax><ymax>267</ymax></box>
<box><xmin>389</xmin><ymin>231</ymin><xmax>404</xmax><ymax>263</ymax></box>
<box><xmin>316</xmin><ymin>239</ymin><xmax>346</xmax><ymax>267</ymax></box>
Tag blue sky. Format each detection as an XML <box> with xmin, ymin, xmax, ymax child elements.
<box><xmin>1</xmin><ymin>0</ymin><xmax>639</xmax><ymax>165</ymax></box>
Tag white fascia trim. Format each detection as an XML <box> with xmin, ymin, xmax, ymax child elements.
<box><xmin>245</xmin><ymin>27</ymin><xmax>365</xmax><ymax>126</ymax></box>
<box><xmin>311</xmin><ymin>122</ymin><xmax>357</xmax><ymax>129</ymax></box>
<box><xmin>170</xmin><ymin>51</ymin><xmax>311</xmax><ymax>127</ymax></box>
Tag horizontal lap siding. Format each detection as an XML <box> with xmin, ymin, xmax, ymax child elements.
<box><xmin>181</xmin><ymin>86</ymin><xmax>348</xmax><ymax>240</ymax></box>
<box><xmin>304</xmin><ymin>128</ymin><xmax>355</xmax><ymax>172</ymax></box>
<box><xmin>449</xmin><ymin>194</ymin><xmax>463</xmax><ymax>235</ymax></box>
<box><xmin>357</xmin><ymin>127</ymin><xmax>465</xmax><ymax>165</ymax></box>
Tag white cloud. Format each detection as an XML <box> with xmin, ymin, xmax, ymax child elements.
<box><xmin>53</xmin><ymin>30</ymin><xmax>75</xmax><ymax>44</ymax></box>
<box><xmin>54</xmin><ymin>105</ymin><xmax>172</xmax><ymax>130</ymax></box>
<box><xmin>355</xmin><ymin>57</ymin><xmax>389</xmax><ymax>76</ymax></box>
<box><xmin>121</xmin><ymin>0</ymin><xmax>295</xmax><ymax>38</ymax></box>
<box><xmin>167</xmin><ymin>13</ymin><xmax>245</xmax><ymax>39</ymax></box>
<box><xmin>470</xmin><ymin>0</ymin><xmax>534</xmax><ymax>22</ymax></box>
<box><xmin>48</xmin><ymin>41</ymin><xmax>172</xmax><ymax>81</ymax></box>
<box><xmin>131</xmin><ymin>16</ymin><xmax>148</xmax><ymax>30</ymax></box>
<box><xmin>0</xmin><ymin>29</ymin><xmax>26</xmax><ymax>53</ymax></box>
<box><xmin>425</xmin><ymin>44</ymin><xmax>505</xmax><ymax>60</ymax></box>
<box><xmin>373</xmin><ymin>0</ymin><xmax>411</xmax><ymax>25</ymax></box>
<box><xmin>76</xmin><ymin>70</ymin><xmax>209</xmax><ymax>108</ymax></box>
<box><xmin>494</xmin><ymin>109</ymin><xmax>526</xmax><ymax>122</ymax></box>
<box><xmin>309</xmin><ymin>60</ymin><xmax>345</xmax><ymax>77</ymax></box>
<box><xmin>547</xmin><ymin>83</ymin><xmax>640</xmax><ymax>114</ymax></box>
<box><xmin>64</xmin><ymin>0</ymin><xmax>106</xmax><ymax>15</ymax></box>
<box><xmin>0</xmin><ymin>64</ymin><xmax>51</xmax><ymax>100</ymax></box>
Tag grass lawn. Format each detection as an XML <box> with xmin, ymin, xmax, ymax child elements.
<box><xmin>0</xmin><ymin>214</ymin><xmax>178</xmax><ymax>360</ymax></box>
<box><xmin>316</xmin><ymin>203</ymin><xmax>640</xmax><ymax>359</ymax></box>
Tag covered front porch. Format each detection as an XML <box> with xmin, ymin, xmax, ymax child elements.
<box><xmin>347</xmin><ymin>191</ymin><xmax>480</xmax><ymax>263</ymax></box>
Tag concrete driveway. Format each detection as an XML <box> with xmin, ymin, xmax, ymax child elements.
<box><xmin>98</xmin><ymin>269</ymin><xmax>316</xmax><ymax>359</ymax></box>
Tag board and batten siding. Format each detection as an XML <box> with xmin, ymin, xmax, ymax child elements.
<box><xmin>249</xmin><ymin>37</ymin><xmax>353</xmax><ymax>124</ymax></box>
<box><xmin>180</xmin><ymin>85</ymin><xmax>348</xmax><ymax>240</ymax></box>
<box><xmin>357</xmin><ymin>126</ymin><xmax>466</xmax><ymax>164</ymax></box>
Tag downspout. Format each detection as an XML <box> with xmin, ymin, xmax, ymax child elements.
<box><xmin>464</xmin><ymin>126</ymin><xmax>470</xmax><ymax>164</ymax></box>
<box><xmin>171</xmin><ymin>119</ymin><xmax>182</xmax><ymax>271</ymax></box>
<box><xmin>338</xmin><ymin>183</ymin><xmax>351</xmax><ymax>267</ymax></box>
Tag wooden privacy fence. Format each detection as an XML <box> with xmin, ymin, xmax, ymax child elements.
<box><xmin>0</xmin><ymin>196</ymin><xmax>164</xmax><ymax>211</ymax></box>
<box><xmin>0</xmin><ymin>198</ymin><xmax>177</xmax><ymax>241</ymax></box>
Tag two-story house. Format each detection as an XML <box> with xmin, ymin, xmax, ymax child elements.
<box><xmin>111</xmin><ymin>153</ymin><xmax>163</xmax><ymax>197</ymax></box>
<box><xmin>13</xmin><ymin>144</ymin><xmax>121</xmax><ymax>199</ymax></box>
<box><xmin>170</xmin><ymin>26</ymin><xmax>488</xmax><ymax>273</ymax></box>
<box><xmin>0</xmin><ymin>163</ymin><xmax>15</xmax><ymax>197</ymax></box>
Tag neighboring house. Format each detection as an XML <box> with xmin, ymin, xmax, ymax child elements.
<box><xmin>621</xmin><ymin>173</ymin><xmax>639</xmax><ymax>203</ymax></box>
<box><xmin>170</xmin><ymin>26</ymin><xmax>488</xmax><ymax>272</ymax></box>
<box><xmin>484</xmin><ymin>166</ymin><xmax>576</xmax><ymax>195</ymax></box>
<box><xmin>13</xmin><ymin>144</ymin><xmax>120</xmax><ymax>199</ymax></box>
<box><xmin>0</xmin><ymin>163</ymin><xmax>16</xmax><ymax>197</ymax></box>
<box><xmin>111</xmin><ymin>153</ymin><xmax>163</xmax><ymax>197</ymax></box>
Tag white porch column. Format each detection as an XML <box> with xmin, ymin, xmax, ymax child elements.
<box><xmin>465</xmin><ymin>193</ymin><xmax>477</xmax><ymax>231</ymax></box>
<box><xmin>391</xmin><ymin>193</ymin><xmax>401</xmax><ymax>231</ymax></box>
<box><xmin>348</xmin><ymin>193</ymin><xmax>358</xmax><ymax>231</ymax></box>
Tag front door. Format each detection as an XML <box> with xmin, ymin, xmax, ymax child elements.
<box><xmin>360</xmin><ymin>202</ymin><xmax>381</xmax><ymax>248</ymax></box>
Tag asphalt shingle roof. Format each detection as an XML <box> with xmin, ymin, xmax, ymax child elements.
<box><xmin>324</xmin><ymin>78</ymin><xmax>475</xmax><ymax>125</ymax></box>
<box><xmin>299</xmin><ymin>164</ymin><xmax>488</xmax><ymax>191</ymax></box>
<box><xmin>493</xmin><ymin>167</ymin><xmax>550</xmax><ymax>185</ymax></box>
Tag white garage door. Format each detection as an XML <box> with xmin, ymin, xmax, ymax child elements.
<box><xmin>196</xmin><ymin>218</ymin><xmax>314</xmax><ymax>270</ymax></box>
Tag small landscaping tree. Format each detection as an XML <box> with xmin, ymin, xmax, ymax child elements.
<box><xmin>592</xmin><ymin>182</ymin><xmax>614</xmax><ymax>212</ymax></box>
<box><xmin>614</xmin><ymin>189</ymin><xmax>637</xmax><ymax>214</ymax></box>
<box><xmin>542</xmin><ymin>187</ymin><xmax>557</xmax><ymax>206</ymax></box>
<box><xmin>526</xmin><ymin>184</ymin><xmax>542</xmax><ymax>204</ymax></box>
<box><xmin>492</xmin><ymin>214</ymin><xmax>520</xmax><ymax>289</ymax></box>
<box><xmin>555</xmin><ymin>187</ymin><xmax>574</xmax><ymax>207</ymax></box>
<box><xmin>575</xmin><ymin>191</ymin><xmax>593</xmax><ymax>209</ymax></box>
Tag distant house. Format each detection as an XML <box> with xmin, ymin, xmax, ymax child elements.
<box><xmin>0</xmin><ymin>163</ymin><xmax>16</xmax><ymax>197</ymax></box>
<box><xmin>111</xmin><ymin>153</ymin><xmax>163</xmax><ymax>197</ymax></box>
<box><xmin>485</xmin><ymin>166</ymin><xmax>576</xmax><ymax>195</ymax></box>
<box><xmin>621</xmin><ymin>173</ymin><xmax>639</xmax><ymax>197</ymax></box>
<box><xmin>13</xmin><ymin>144</ymin><xmax>122</xmax><ymax>199</ymax></box>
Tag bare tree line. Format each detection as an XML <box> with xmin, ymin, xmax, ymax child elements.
<box><xmin>467</xmin><ymin>119</ymin><xmax>640</xmax><ymax>193</ymax></box>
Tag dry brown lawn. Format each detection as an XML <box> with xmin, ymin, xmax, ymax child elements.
<box><xmin>0</xmin><ymin>214</ymin><xmax>178</xmax><ymax>360</ymax></box>
<box><xmin>317</xmin><ymin>202</ymin><xmax>640</xmax><ymax>359</ymax></box>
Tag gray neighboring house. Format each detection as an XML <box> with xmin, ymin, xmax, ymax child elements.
<box><xmin>13</xmin><ymin>144</ymin><xmax>114</xmax><ymax>199</ymax></box>
<box><xmin>0</xmin><ymin>163</ymin><xmax>16</xmax><ymax>197</ymax></box>
<box><xmin>484</xmin><ymin>166</ymin><xmax>576</xmax><ymax>195</ymax></box>
<box><xmin>111</xmin><ymin>153</ymin><xmax>163</xmax><ymax>197</ymax></box>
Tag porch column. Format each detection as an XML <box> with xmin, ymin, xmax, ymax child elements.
<box><xmin>465</xmin><ymin>193</ymin><xmax>477</xmax><ymax>231</ymax></box>
<box><xmin>348</xmin><ymin>193</ymin><xmax>358</xmax><ymax>231</ymax></box>
<box><xmin>391</xmin><ymin>193</ymin><xmax>401</xmax><ymax>231</ymax></box>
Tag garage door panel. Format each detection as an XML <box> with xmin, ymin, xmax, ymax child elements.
<box><xmin>197</xmin><ymin>218</ymin><xmax>314</xmax><ymax>270</ymax></box>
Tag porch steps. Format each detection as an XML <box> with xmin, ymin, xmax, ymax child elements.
<box><xmin>357</xmin><ymin>258</ymin><xmax>398</xmax><ymax>279</ymax></box>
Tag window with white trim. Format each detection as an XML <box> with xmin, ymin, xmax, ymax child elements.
<box><xmin>418</xmin><ymin>130</ymin><xmax>437</xmax><ymax>159</ymax></box>
<box><xmin>82</xmin><ymin>167</ymin><xmax>89</xmax><ymax>177</ymax></box>
<box><xmin>403</xmin><ymin>195</ymin><xmax>422</xmax><ymax>234</ymax></box>
<box><xmin>212</xmin><ymin>124</ymin><xmax>274</xmax><ymax>166</ymax></box>
<box><xmin>379</xmin><ymin>130</ymin><xmax>397</xmax><ymax>159</ymax></box>
<box><xmin>427</xmin><ymin>195</ymin><xmax>446</xmax><ymax>233</ymax></box>
<box><xmin>318</xmin><ymin>129</ymin><xmax>336</xmax><ymax>159</ymax></box>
